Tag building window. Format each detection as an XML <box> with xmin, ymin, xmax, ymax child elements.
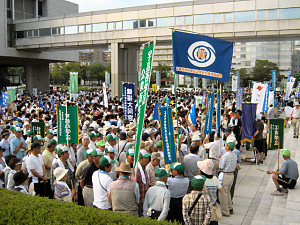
<box><xmin>115</xmin><ymin>22</ymin><xmax>122</xmax><ymax>30</ymax></box>
<box><xmin>214</xmin><ymin>14</ymin><xmax>222</xmax><ymax>23</ymax></box>
<box><xmin>280</xmin><ymin>8</ymin><xmax>300</xmax><ymax>19</ymax></box>
<box><xmin>257</xmin><ymin>11</ymin><xmax>266</xmax><ymax>20</ymax></box>
<box><xmin>140</xmin><ymin>20</ymin><xmax>146</xmax><ymax>28</ymax></box>
<box><xmin>107</xmin><ymin>22</ymin><xmax>114</xmax><ymax>30</ymax></box>
<box><xmin>39</xmin><ymin>28</ymin><xmax>51</xmax><ymax>37</ymax></box>
<box><xmin>65</xmin><ymin>25</ymin><xmax>78</xmax><ymax>34</ymax></box>
<box><xmin>194</xmin><ymin>14</ymin><xmax>213</xmax><ymax>24</ymax></box>
<box><xmin>157</xmin><ymin>17</ymin><xmax>174</xmax><ymax>27</ymax></box>
<box><xmin>28</xmin><ymin>30</ymin><xmax>33</xmax><ymax>37</ymax></box>
<box><xmin>78</xmin><ymin>25</ymin><xmax>85</xmax><ymax>32</ymax></box>
<box><xmin>16</xmin><ymin>31</ymin><xmax>25</xmax><ymax>39</ymax></box>
<box><xmin>86</xmin><ymin>25</ymin><xmax>92</xmax><ymax>32</ymax></box>
<box><xmin>224</xmin><ymin>13</ymin><xmax>233</xmax><ymax>22</ymax></box>
<box><xmin>184</xmin><ymin>16</ymin><xmax>193</xmax><ymax>25</ymax></box>
<box><xmin>148</xmin><ymin>19</ymin><xmax>155</xmax><ymax>27</ymax></box>
<box><xmin>123</xmin><ymin>20</ymin><xmax>138</xmax><ymax>29</ymax></box>
<box><xmin>268</xmin><ymin>9</ymin><xmax>278</xmax><ymax>19</ymax></box>
<box><xmin>33</xmin><ymin>29</ymin><xmax>39</xmax><ymax>37</ymax></box>
<box><xmin>93</xmin><ymin>23</ymin><xmax>107</xmax><ymax>32</ymax></box>
<box><xmin>175</xmin><ymin>17</ymin><xmax>182</xmax><ymax>25</ymax></box>
<box><xmin>235</xmin><ymin>11</ymin><xmax>255</xmax><ymax>22</ymax></box>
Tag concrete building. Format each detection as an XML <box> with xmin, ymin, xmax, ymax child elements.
<box><xmin>0</xmin><ymin>0</ymin><xmax>78</xmax><ymax>93</ymax></box>
<box><xmin>2</xmin><ymin>0</ymin><xmax>300</xmax><ymax>95</ymax></box>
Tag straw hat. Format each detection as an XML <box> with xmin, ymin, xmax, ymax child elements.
<box><xmin>54</xmin><ymin>167</ymin><xmax>69</xmax><ymax>181</ymax></box>
<box><xmin>115</xmin><ymin>162</ymin><xmax>133</xmax><ymax>173</ymax></box>
<box><xmin>197</xmin><ymin>159</ymin><xmax>214</xmax><ymax>176</ymax></box>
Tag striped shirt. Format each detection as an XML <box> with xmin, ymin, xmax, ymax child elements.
<box><xmin>182</xmin><ymin>190</ymin><xmax>212</xmax><ymax>225</ymax></box>
<box><xmin>54</xmin><ymin>183</ymin><xmax>71</xmax><ymax>201</ymax></box>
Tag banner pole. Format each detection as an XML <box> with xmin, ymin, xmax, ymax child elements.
<box><xmin>278</xmin><ymin>136</ymin><xmax>280</xmax><ymax>171</ymax></box>
<box><xmin>66</xmin><ymin>101</ymin><xmax>69</xmax><ymax>146</ymax></box>
<box><xmin>174</xmin><ymin>73</ymin><xmax>180</xmax><ymax>156</ymax></box>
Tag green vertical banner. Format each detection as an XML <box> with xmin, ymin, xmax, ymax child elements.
<box><xmin>134</xmin><ymin>41</ymin><xmax>155</xmax><ymax>170</ymax></box>
<box><xmin>57</xmin><ymin>106</ymin><xmax>79</xmax><ymax>144</ymax></box>
<box><xmin>7</xmin><ymin>87</ymin><xmax>16</xmax><ymax>103</ymax></box>
<box><xmin>70</xmin><ymin>72</ymin><xmax>78</xmax><ymax>98</ymax></box>
<box><xmin>268</xmin><ymin>119</ymin><xmax>284</xmax><ymax>149</ymax></box>
<box><xmin>31</xmin><ymin>122</ymin><xmax>45</xmax><ymax>137</ymax></box>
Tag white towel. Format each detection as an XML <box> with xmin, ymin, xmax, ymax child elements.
<box><xmin>137</xmin><ymin>162</ymin><xmax>148</xmax><ymax>184</ymax></box>
<box><xmin>57</xmin><ymin>158</ymin><xmax>74</xmax><ymax>173</ymax></box>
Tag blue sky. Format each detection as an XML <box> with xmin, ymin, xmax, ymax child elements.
<box><xmin>68</xmin><ymin>0</ymin><xmax>189</xmax><ymax>12</ymax></box>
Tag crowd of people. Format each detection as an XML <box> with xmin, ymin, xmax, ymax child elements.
<box><xmin>0</xmin><ymin>88</ymin><xmax>298</xmax><ymax>224</ymax></box>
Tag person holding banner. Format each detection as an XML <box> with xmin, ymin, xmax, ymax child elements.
<box><xmin>289</xmin><ymin>102</ymin><xmax>300</xmax><ymax>138</ymax></box>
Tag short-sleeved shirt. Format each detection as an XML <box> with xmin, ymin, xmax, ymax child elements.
<box><xmin>146</xmin><ymin>162</ymin><xmax>157</xmax><ymax>187</ymax></box>
<box><xmin>205</xmin><ymin>177</ymin><xmax>222</xmax><ymax>206</ymax></box>
<box><xmin>42</xmin><ymin>149</ymin><xmax>55</xmax><ymax>179</ymax></box>
<box><xmin>92</xmin><ymin>170</ymin><xmax>113</xmax><ymax>209</ymax></box>
<box><xmin>27</xmin><ymin>154</ymin><xmax>44</xmax><ymax>183</ymax></box>
<box><xmin>167</xmin><ymin>176</ymin><xmax>189</xmax><ymax>198</ymax></box>
<box><xmin>10</xmin><ymin>137</ymin><xmax>27</xmax><ymax>159</ymax></box>
<box><xmin>280</xmin><ymin>158</ymin><xmax>299</xmax><ymax>181</ymax></box>
<box><xmin>81</xmin><ymin>161</ymin><xmax>98</xmax><ymax>186</ymax></box>
<box><xmin>255</xmin><ymin>120</ymin><xmax>264</xmax><ymax>140</ymax></box>
<box><xmin>219</xmin><ymin>151</ymin><xmax>237</xmax><ymax>173</ymax></box>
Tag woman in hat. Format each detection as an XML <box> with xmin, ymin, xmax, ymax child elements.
<box><xmin>13</xmin><ymin>171</ymin><xmax>29</xmax><ymax>195</ymax></box>
<box><xmin>7</xmin><ymin>158</ymin><xmax>23</xmax><ymax>191</ymax></box>
<box><xmin>0</xmin><ymin>130</ymin><xmax>10</xmax><ymax>157</ymax></box>
<box><xmin>0</xmin><ymin>146</ymin><xmax>7</xmax><ymax>187</ymax></box>
<box><xmin>197</xmin><ymin>159</ymin><xmax>223</xmax><ymax>224</ymax></box>
<box><xmin>53</xmin><ymin>167</ymin><xmax>76</xmax><ymax>202</ymax></box>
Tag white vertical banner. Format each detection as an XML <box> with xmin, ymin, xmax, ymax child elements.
<box><xmin>171</xmin><ymin>85</ymin><xmax>175</xmax><ymax>94</ymax></box>
<box><xmin>32</xmin><ymin>88</ymin><xmax>37</xmax><ymax>97</ymax></box>
<box><xmin>285</xmin><ymin>77</ymin><xmax>296</xmax><ymax>100</ymax></box>
<box><xmin>232</xmin><ymin>75</ymin><xmax>238</xmax><ymax>92</ymax></box>
<box><xmin>103</xmin><ymin>83</ymin><xmax>108</xmax><ymax>107</ymax></box>
<box><xmin>269</xmin><ymin>91</ymin><xmax>275</xmax><ymax>107</ymax></box>
<box><xmin>251</xmin><ymin>82</ymin><xmax>267</xmax><ymax>116</ymax></box>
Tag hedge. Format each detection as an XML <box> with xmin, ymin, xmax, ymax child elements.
<box><xmin>0</xmin><ymin>189</ymin><xmax>177</xmax><ymax>225</ymax></box>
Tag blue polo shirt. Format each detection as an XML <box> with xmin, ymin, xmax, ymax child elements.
<box><xmin>280</xmin><ymin>158</ymin><xmax>299</xmax><ymax>181</ymax></box>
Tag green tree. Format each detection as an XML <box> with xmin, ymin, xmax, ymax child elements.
<box><xmin>252</xmin><ymin>59</ymin><xmax>284</xmax><ymax>83</ymax></box>
<box><xmin>152</xmin><ymin>63</ymin><xmax>172</xmax><ymax>81</ymax></box>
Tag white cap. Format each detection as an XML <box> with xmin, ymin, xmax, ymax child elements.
<box><xmin>192</xmin><ymin>135</ymin><xmax>201</xmax><ymax>141</ymax></box>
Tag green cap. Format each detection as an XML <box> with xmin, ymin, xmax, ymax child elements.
<box><xmin>85</xmin><ymin>149</ymin><xmax>93</xmax><ymax>156</ymax></box>
<box><xmin>280</xmin><ymin>149</ymin><xmax>291</xmax><ymax>156</ymax></box>
<box><xmin>191</xmin><ymin>175</ymin><xmax>206</xmax><ymax>190</ymax></box>
<box><xmin>126</xmin><ymin>148</ymin><xmax>135</xmax><ymax>156</ymax></box>
<box><xmin>91</xmin><ymin>149</ymin><xmax>104</xmax><ymax>157</ymax></box>
<box><xmin>96</xmin><ymin>140</ymin><xmax>106</xmax><ymax>147</ymax></box>
<box><xmin>170</xmin><ymin>163</ymin><xmax>185</xmax><ymax>174</ymax></box>
<box><xmin>49</xmin><ymin>139</ymin><xmax>57</xmax><ymax>145</ymax></box>
<box><xmin>155</xmin><ymin>168</ymin><xmax>167</xmax><ymax>178</ymax></box>
<box><xmin>156</xmin><ymin>140</ymin><xmax>162</xmax><ymax>148</ymax></box>
<box><xmin>88</xmin><ymin>132</ymin><xmax>96</xmax><ymax>139</ymax></box>
<box><xmin>224</xmin><ymin>140</ymin><xmax>236</xmax><ymax>150</ymax></box>
<box><xmin>139</xmin><ymin>150</ymin><xmax>151</xmax><ymax>158</ymax></box>
<box><xmin>96</xmin><ymin>133</ymin><xmax>101</xmax><ymax>137</ymax></box>
<box><xmin>46</xmin><ymin>129</ymin><xmax>53</xmax><ymax>134</ymax></box>
<box><xmin>33</xmin><ymin>135</ymin><xmax>44</xmax><ymax>142</ymax></box>
<box><xmin>106</xmin><ymin>134</ymin><xmax>119</xmax><ymax>141</ymax></box>
<box><xmin>99</xmin><ymin>155</ymin><xmax>116</xmax><ymax>166</ymax></box>
<box><xmin>26</xmin><ymin>130</ymin><xmax>34</xmax><ymax>136</ymax></box>
<box><xmin>10</xmin><ymin>125</ymin><xmax>15</xmax><ymax>131</ymax></box>
<box><xmin>56</xmin><ymin>146</ymin><xmax>69</xmax><ymax>155</ymax></box>
<box><xmin>105</xmin><ymin>147</ymin><xmax>115</xmax><ymax>154</ymax></box>
<box><xmin>127</xmin><ymin>143</ymin><xmax>134</xmax><ymax>149</ymax></box>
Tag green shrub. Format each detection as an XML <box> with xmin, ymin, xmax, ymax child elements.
<box><xmin>0</xmin><ymin>189</ymin><xmax>176</xmax><ymax>225</ymax></box>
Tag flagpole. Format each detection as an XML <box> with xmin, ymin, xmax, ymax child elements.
<box><xmin>66</xmin><ymin>101</ymin><xmax>69</xmax><ymax>147</ymax></box>
<box><xmin>174</xmin><ymin>73</ymin><xmax>180</xmax><ymax>159</ymax></box>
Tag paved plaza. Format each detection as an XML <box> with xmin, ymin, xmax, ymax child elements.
<box><xmin>220</xmin><ymin>126</ymin><xmax>300</xmax><ymax>225</ymax></box>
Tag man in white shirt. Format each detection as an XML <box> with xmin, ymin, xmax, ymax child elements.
<box><xmin>27</xmin><ymin>143</ymin><xmax>47</xmax><ymax>197</ymax></box>
<box><xmin>92</xmin><ymin>155</ymin><xmax>116</xmax><ymax>209</ymax></box>
<box><xmin>289</xmin><ymin>102</ymin><xmax>300</xmax><ymax>138</ymax></box>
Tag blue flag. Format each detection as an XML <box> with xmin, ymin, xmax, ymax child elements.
<box><xmin>204</xmin><ymin>94</ymin><xmax>214</xmax><ymax>134</ymax></box>
<box><xmin>241</xmin><ymin>103</ymin><xmax>257</xmax><ymax>143</ymax></box>
<box><xmin>236</xmin><ymin>88</ymin><xmax>244</xmax><ymax>110</ymax></box>
<box><xmin>38</xmin><ymin>95</ymin><xmax>43</xmax><ymax>108</ymax></box>
<box><xmin>159</xmin><ymin>106</ymin><xmax>177</xmax><ymax>165</ymax></box>
<box><xmin>172</xmin><ymin>30</ymin><xmax>233</xmax><ymax>82</ymax></box>
<box><xmin>123</xmin><ymin>83</ymin><xmax>135</xmax><ymax>122</ymax></box>
<box><xmin>0</xmin><ymin>93</ymin><xmax>8</xmax><ymax>107</ymax></box>
<box><xmin>263</xmin><ymin>83</ymin><xmax>269</xmax><ymax>112</ymax></box>
<box><xmin>272</xmin><ymin>70</ymin><xmax>276</xmax><ymax>92</ymax></box>
<box><xmin>190</xmin><ymin>104</ymin><xmax>197</xmax><ymax>126</ymax></box>
<box><xmin>287</xmin><ymin>71</ymin><xmax>291</xmax><ymax>82</ymax></box>
<box><xmin>166</xmin><ymin>96</ymin><xmax>171</xmax><ymax>105</ymax></box>
<box><xmin>153</xmin><ymin>102</ymin><xmax>161</xmax><ymax>121</ymax></box>
<box><xmin>216</xmin><ymin>93</ymin><xmax>221</xmax><ymax>137</ymax></box>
